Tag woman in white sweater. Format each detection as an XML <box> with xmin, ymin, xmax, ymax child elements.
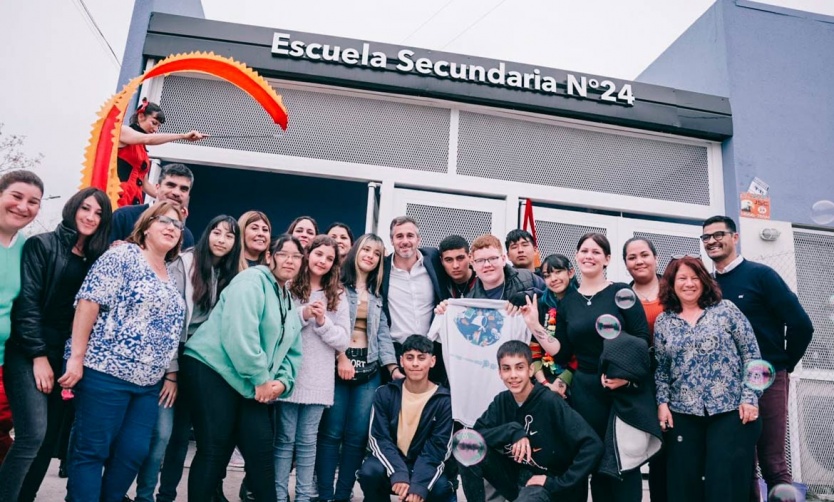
<box><xmin>276</xmin><ymin>235</ymin><xmax>350</xmax><ymax>502</ymax></box>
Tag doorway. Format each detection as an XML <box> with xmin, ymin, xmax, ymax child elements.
<box><xmin>184</xmin><ymin>163</ymin><xmax>369</xmax><ymax>243</ymax></box>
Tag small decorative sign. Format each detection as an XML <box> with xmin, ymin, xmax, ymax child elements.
<box><xmin>740</xmin><ymin>193</ymin><xmax>771</xmax><ymax>220</ymax></box>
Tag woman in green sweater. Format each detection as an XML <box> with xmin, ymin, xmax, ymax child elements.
<box><xmin>0</xmin><ymin>170</ymin><xmax>43</xmax><ymax>464</ymax></box>
<box><xmin>182</xmin><ymin>234</ymin><xmax>304</xmax><ymax>502</ymax></box>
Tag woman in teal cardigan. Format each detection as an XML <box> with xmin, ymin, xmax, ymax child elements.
<box><xmin>182</xmin><ymin>234</ymin><xmax>304</xmax><ymax>502</ymax></box>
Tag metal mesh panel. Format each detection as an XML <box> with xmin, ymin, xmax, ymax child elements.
<box><xmin>755</xmin><ymin>233</ymin><xmax>834</xmax><ymax>495</ymax></box>
<box><xmin>158</xmin><ymin>76</ymin><xmax>450</xmax><ymax>172</ymax></box>
<box><xmin>795</xmin><ymin>379</ymin><xmax>834</xmax><ymax>493</ymax></box>
<box><xmin>793</xmin><ymin>231</ymin><xmax>834</xmax><ymax>372</ymax></box>
<box><xmin>632</xmin><ymin>232</ymin><xmax>701</xmax><ymax>276</ymax></box>
<box><xmin>534</xmin><ymin>220</ymin><xmax>607</xmax><ymax>282</ymax></box>
<box><xmin>457</xmin><ymin>111</ymin><xmax>711</xmax><ymax>205</ymax></box>
<box><xmin>405</xmin><ymin>203</ymin><xmax>492</xmax><ymax>248</ymax></box>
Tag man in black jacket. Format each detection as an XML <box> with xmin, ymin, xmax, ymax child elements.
<box><xmin>360</xmin><ymin>335</ymin><xmax>455</xmax><ymax>501</ymax></box>
<box><xmin>460</xmin><ymin>341</ymin><xmax>602</xmax><ymax>502</ymax></box>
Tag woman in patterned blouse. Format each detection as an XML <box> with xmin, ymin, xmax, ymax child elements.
<box><xmin>654</xmin><ymin>256</ymin><xmax>762</xmax><ymax>502</ymax></box>
<box><xmin>58</xmin><ymin>202</ymin><xmax>186</xmax><ymax>502</ymax></box>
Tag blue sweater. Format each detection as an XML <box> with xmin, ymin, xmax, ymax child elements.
<box><xmin>715</xmin><ymin>259</ymin><xmax>813</xmax><ymax>372</ymax></box>
<box><xmin>109</xmin><ymin>204</ymin><xmax>195</xmax><ymax>248</ymax></box>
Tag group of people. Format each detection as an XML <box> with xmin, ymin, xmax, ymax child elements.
<box><xmin>0</xmin><ymin>159</ymin><xmax>815</xmax><ymax>501</ymax></box>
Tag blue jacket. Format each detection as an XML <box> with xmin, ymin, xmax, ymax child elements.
<box><xmin>345</xmin><ymin>286</ymin><xmax>397</xmax><ymax>367</ymax></box>
<box><xmin>367</xmin><ymin>379</ymin><xmax>453</xmax><ymax>500</ymax></box>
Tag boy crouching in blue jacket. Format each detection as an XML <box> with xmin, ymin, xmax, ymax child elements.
<box><xmin>359</xmin><ymin>335</ymin><xmax>455</xmax><ymax>501</ymax></box>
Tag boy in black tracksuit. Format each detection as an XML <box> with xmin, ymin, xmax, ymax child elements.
<box><xmin>359</xmin><ymin>335</ymin><xmax>455</xmax><ymax>502</ymax></box>
<box><xmin>460</xmin><ymin>341</ymin><xmax>602</xmax><ymax>502</ymax></box>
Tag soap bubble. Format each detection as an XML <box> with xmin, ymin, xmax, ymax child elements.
<box><xmin>768</xmin><ymin>483</ymin><xmax>800</xmax><ymax>502</ymax></box>
<box><xmin>595</xmin><ymin>314</ymin><xmax>622</xmax><ymax>340</ymax></box>
<box><xmin>811</xmin><ymin>200</ymin><xmax>834</xmax><ymax>225</ymax></box>
<box><xmin>744</xmin><ymin>359</ymin><xmax>776</xmax><ymax>391</ymax></box>
<box><xmin>615</xmin><ymin>288</ymin><xmax>637</xmax><ymax>310</ymax></box>
<box><xmin>452</xmin><ymin>429</ymin><xmax>487</xmax><ymax>467</ymax></box>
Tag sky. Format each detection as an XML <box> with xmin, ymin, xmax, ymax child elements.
<box><xmin>201</xmin><ymin>0</ymin><xmax>834</xmax><ymax>80</ymax></box>
<box><xmin>1</xmin><ymin>0</ymin><xmax>833</xmax><ymax>227</ymax></box>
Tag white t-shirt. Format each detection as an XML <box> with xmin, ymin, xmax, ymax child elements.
<box><xmin>427</xmin><ymin>298</ymin><xmax>531</xmax><ymax>427</ymax></box>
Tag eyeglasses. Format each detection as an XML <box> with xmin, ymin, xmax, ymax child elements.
<box><xmin>699</xmin><ymin>231</ymin><xmax>733</xmax><ymax>242</ymax></box>
<box><xmin>274</xmin><ymin>251</ymin><xmax>304</xmax><ymax>262</ymax></box>
<box><xmin>151</xmin><ymin>215</ymin><xmax>184</xmax><ymax>230</ymax></box>
<box><xmin>671</xmin><ymin>253</ymin><xmax>701</xmax><ymax>260</ymax></box>
<box><xmin>472</xmin><ymin>256</ymin><xmax>504</xmax><ymax>267</ymax></box>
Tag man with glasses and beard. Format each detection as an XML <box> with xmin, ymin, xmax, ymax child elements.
<box><xmin>701</xmin><ymin>215</ymin><xmax>813</xmax><ymax>500</ymax></box>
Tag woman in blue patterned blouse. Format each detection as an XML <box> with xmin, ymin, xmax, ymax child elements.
<box><xmin>654</xmin><ymin>256</ymin><xmax>762</xmax><ymax>502</ymax></box>
<box><xmin>58</xmin><ymin>201</ymin><xmax>186</xmax><ymax>502</ymax></box>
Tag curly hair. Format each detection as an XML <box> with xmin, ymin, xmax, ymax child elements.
<box><xmin>659</xmin><ymin>256</ymin><xmax>722</xmax><ymax>313</ymax></box>
<box><xmin>290</xmin><ymin>235</ymin><xmax>343</xmax><ymax>311</ymax></box>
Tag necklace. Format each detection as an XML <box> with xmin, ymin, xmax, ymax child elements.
<box><xmin>452</xmin><ymin>279</ymin><xmax>470</xmax><ymax>298</ymax></box>
<box><xmin>579</xmin><ymin>292</ymin><xmax>595</xmax><ymax>306</ymax></box>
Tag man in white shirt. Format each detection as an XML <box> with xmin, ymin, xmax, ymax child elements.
<box><xmin>381</xmin><ymin>216</ymin><xmax>445</xmax><ymax>382</ymax></box>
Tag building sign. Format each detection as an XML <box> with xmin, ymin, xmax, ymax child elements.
<box><xmin>740</xmin><ymin>192</ymin><xmax>771</xmax><ymax>220</ymax></box>
<box><xmin>271</xmin><ymin>33</ymin><xmax>635</xmax><ymax>106</ymax></box>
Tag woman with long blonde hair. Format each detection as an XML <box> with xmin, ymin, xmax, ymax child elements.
<box><xmin>237</xmin><ymin>211</ymin><xmax>272</xmax><ymax>271</ymax></box>
<box><xmin>315</xmin><ymin>233</ymin><xmax>398</xmax><ymax>502</ymax></box>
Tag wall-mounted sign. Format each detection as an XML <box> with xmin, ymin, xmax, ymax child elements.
<box><xmin>740</xmin><ymin>192</ymin><xmax>771</xmax><ymax>220</ymax></box>
<box><xmin>271</xmin><ymin>33</ymin><xmax>635</xmax><ymax>106</ymax></box>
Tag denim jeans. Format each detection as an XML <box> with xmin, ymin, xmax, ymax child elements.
<box><xmin>181</xmin><ymin>356</ymin><xmax>276</xmax><ymax>502</ymax></box>
<box><xmin>315</xmin><ymin>372</ymin><xmax>380</xmax><ymax>500</ymax></box>
<box><xmin>157</xmin><ymin>378</ymin><xmax>194</xmax><ymax>502</ymax></box>
<box><xmin>274</xmin><ymin>402</ymin><xmax>325</xmax><ymax>502</ymax></box>
<box><xmin>133</xmin><ymin>402</ymin><xmax>174</xmax><ymax>501</ymax></box>
<box><xmin>66</xmin><ymin>367</ymin><xmax>161</xmax><ymax>502</ymax></box>
<box><xmin>0</xmin><ymin>349</ymin><xmax>71</xmax><ymax>502</ymax></box>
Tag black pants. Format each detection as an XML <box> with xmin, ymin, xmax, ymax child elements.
<box><xmin>181</xmin><ymin>356</ymin><xmax>275</xmax><ymax>502</ymax></box>
<box><xmin>647</xmin><ymin>436</ymin><xmax>668</xmax><ymax>502</ymax></box>
<box><xmin>0</xmin><ymin>348</ymin><xmax>72</xmax><ymax>502</ymax></box>
<box><xmin>358</xmin><ymin>455</ymin><xmax>455</xmax><ymax>501</ymax></box>
<box><xmin>571</xmin><ymin>370</ymin><xmax>642</xmax><ymax>502</ymax></box>
<box><xmin>666</xmin><ymin>410</ymin><xmax>761</xmax><ymax>502</ymax></box>
<box><xmin>459</xmin><ymin>447</ymin><xmax>585</xmax><ymax>502</ymax></box>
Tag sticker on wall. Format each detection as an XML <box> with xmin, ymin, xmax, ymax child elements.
<box><xmin>747</xmin><ymin>177</ymin><xmax>770</xmax><ymax>196</ymax></box>
<box><xmin>740</xmin><ymin>193</ymin><xmax>771</xmax><ymax>220</ymax></box>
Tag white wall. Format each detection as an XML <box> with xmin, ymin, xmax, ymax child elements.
<box><xmin>0</xmin><ymin>0</ymin><xmax>135</xmax><ymax>231</ymax></box>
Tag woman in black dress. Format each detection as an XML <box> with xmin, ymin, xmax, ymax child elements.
<box><xmin>554</xmin><ymin>233</ymin><xmax>651</xmax><ymax>502</ymax></box>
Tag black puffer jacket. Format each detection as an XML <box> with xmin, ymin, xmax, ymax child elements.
<box><xmin>597</xmin><ymin>332</ymin><xmax>662</xmax><ymax>478</ymax></box>
<box><xmin>468</xmin><ymin>265</ymin><xmax>539</xmax><ymax>301</ymax></box>
<box><xmin>9</xmin><ymin>223</ymin><xmax>92</xmax><ymax>359</ymax></box>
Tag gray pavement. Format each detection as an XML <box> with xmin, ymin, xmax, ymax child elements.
<box><xmin>35</xmin><ymin>443</ymin><xmax>650</xmax><ymax>500</ymax></box>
